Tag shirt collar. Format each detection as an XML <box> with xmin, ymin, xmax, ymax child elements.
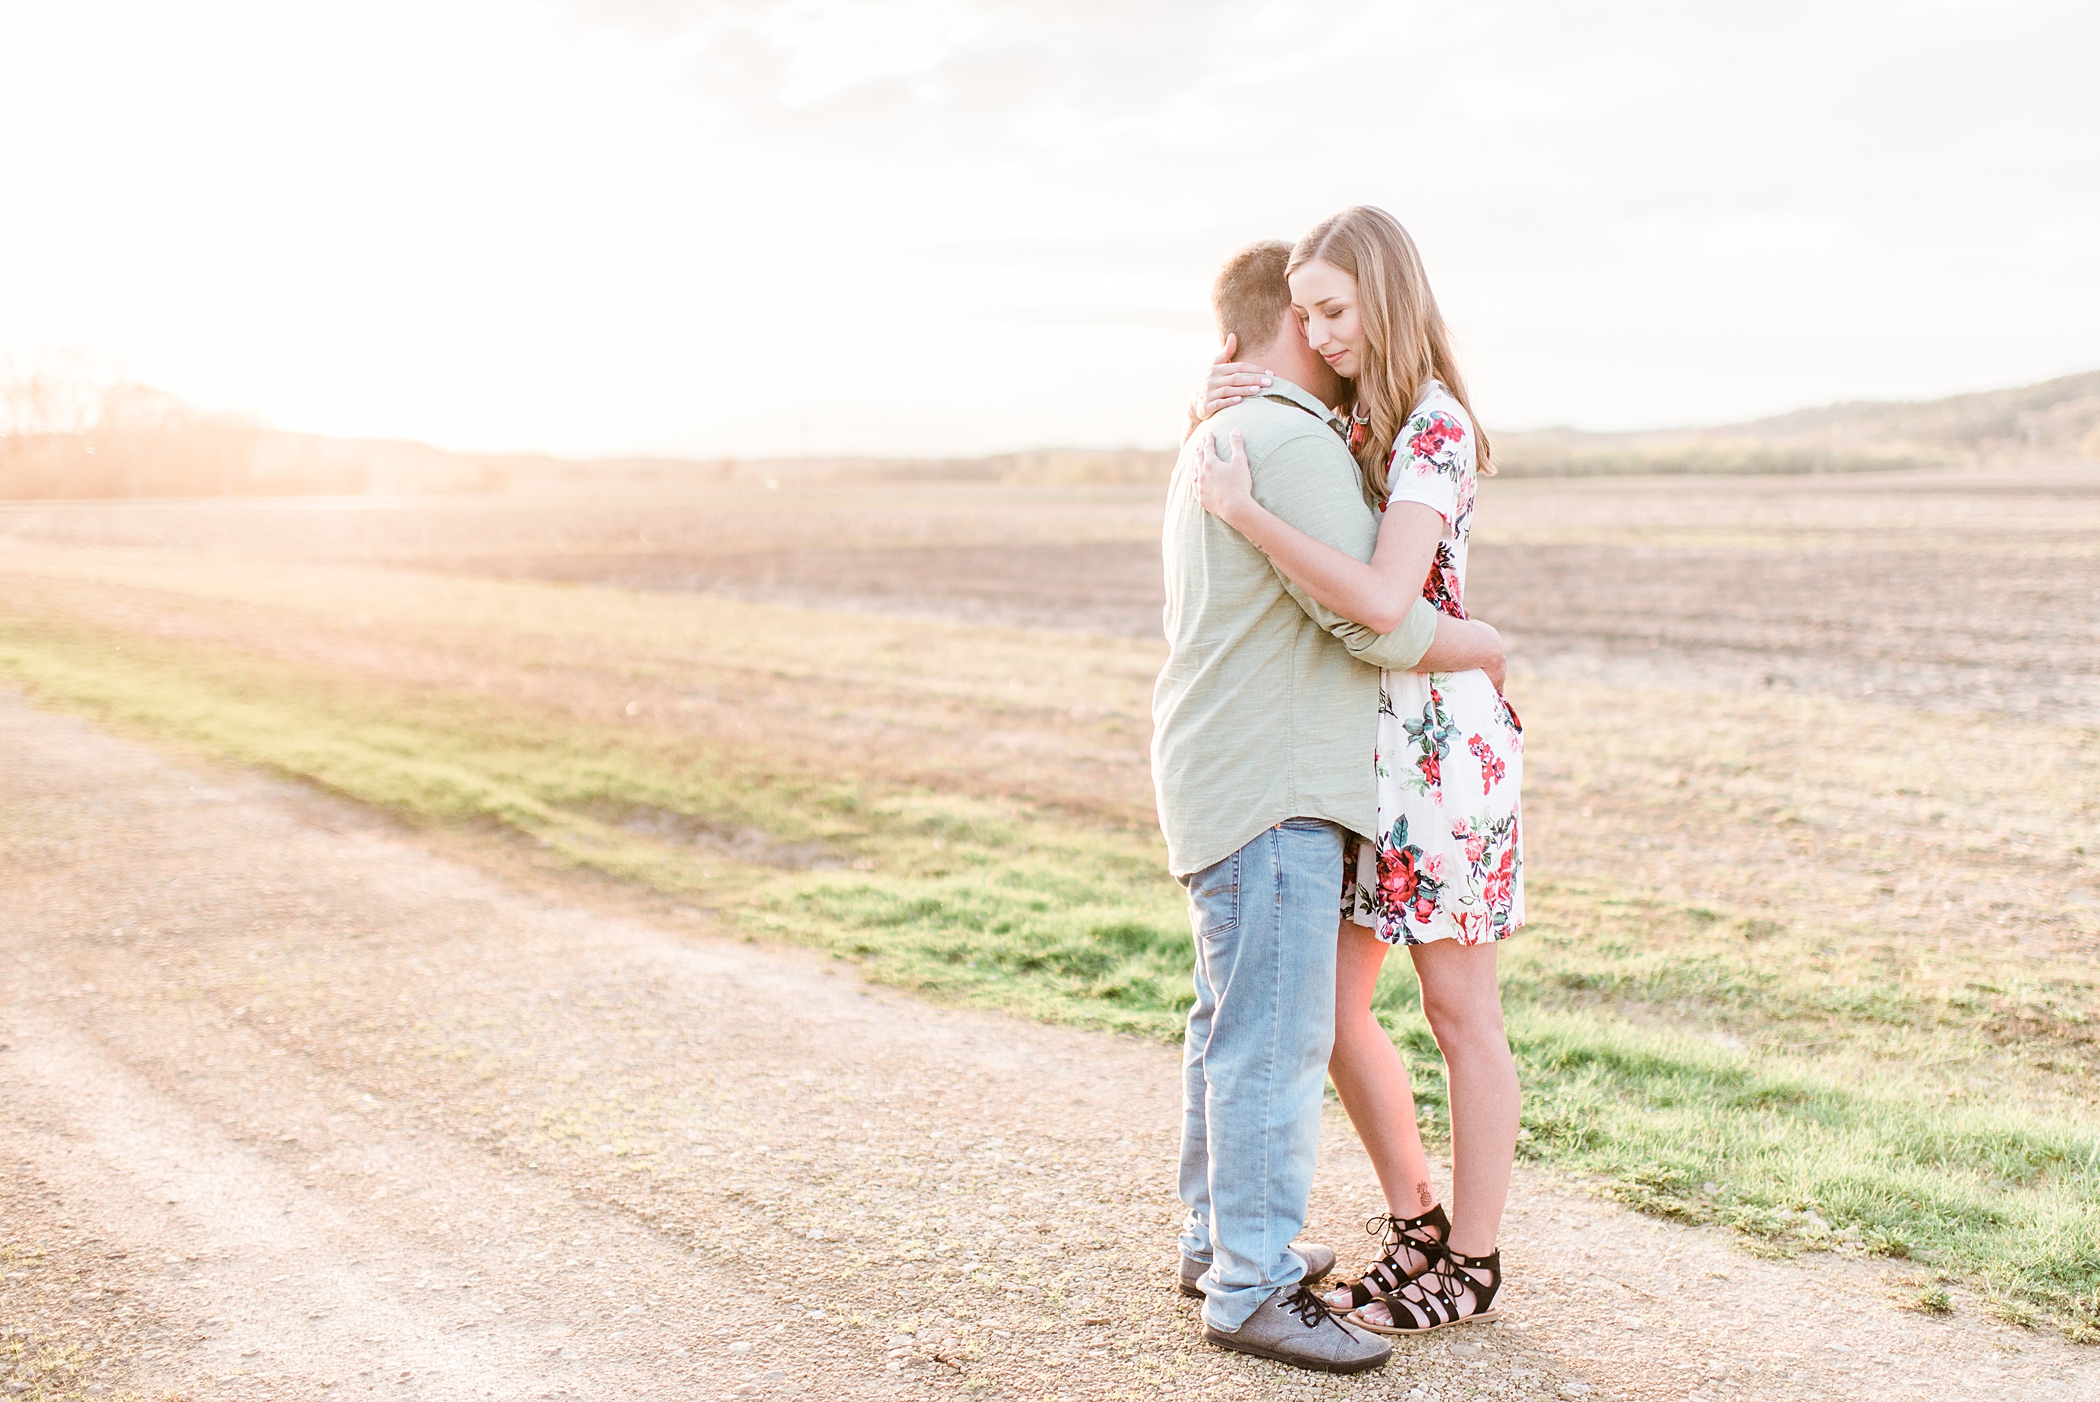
<box><xmin>1260</xmin><ymin>377</ymin><xmax>1349</xmax><ymax>439</ymax></box>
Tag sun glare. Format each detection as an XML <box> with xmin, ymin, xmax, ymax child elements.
<box><xmin>0</xmin><ymin>1</ymin><xmax>2095</xmax><ymax>459</ymax></box>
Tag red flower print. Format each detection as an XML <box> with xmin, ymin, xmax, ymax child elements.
<box><xmin>1483</xmin><ymin>846</ymin><xmax>1515</xmax><ymax>908</ymax></box>
<box><xmin>1450</xmin><ymin>819</ymin><xmax>1483</xmax><ymax>863</ymax></box>
<box><xmin>1403</xmin><ymin>690</ymin><xmax>1457</xmax><ymax>788</ymax></box>
<box><xmin>1378</xmin><ymin>841</ymin><xmax>1442</xmax><ymax>924</ymax></box>
<box><xmin>1421</xmin><ymin>547</ymin><xmax>1465</xmax><ymax>618</ymax></box>
<box><xmin>1378</xmin><ymin>845</ymin><xmax>1417</xmax><ymax>901</ymax></box>
<box><xmin>1467</xmin><ymin>734</ymin><xmax>1506</xmax><ymax>794</ymax></box>
<box><xmin>1407</xmin><ymin>412</ymin><xmax>1466</xmax><ymax>463</ymax></box>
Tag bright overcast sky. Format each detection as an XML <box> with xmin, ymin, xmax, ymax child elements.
<box><xmin>2</xmin><ymin>0</ymin><xmax>2096</xmax><ymax>458</ymax></box>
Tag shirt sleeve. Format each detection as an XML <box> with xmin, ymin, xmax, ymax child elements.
<box><xmin>1250</xmin><ymin>429</ymin><xmax>1440</xmax><ymax>670</ymax></box>
<box><xmin>1382</xmin><ymin>400</ymin><xmax>1473</xmax><ymax>530</ymax></box>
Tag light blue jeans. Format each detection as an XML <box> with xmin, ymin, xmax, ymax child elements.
<box><xmin>1176</xmin><ymin>818</ymin><xmax>1343</xmax><ymax>1330</ymax></box>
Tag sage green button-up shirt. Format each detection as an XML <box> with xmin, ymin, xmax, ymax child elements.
<box><xmin>1151</xmin><ymin>378</ymin><xmax>1438</xmax><ymax>878</ymax></box>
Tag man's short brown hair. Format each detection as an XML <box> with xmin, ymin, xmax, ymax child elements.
<box><xmin>1212</xmin><ymin>240</ymin><xmax>1293</xmax><ymax>353</ymax></box>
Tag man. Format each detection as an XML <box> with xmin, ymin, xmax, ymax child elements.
<box><xmin>1154</xmin><ymin>240</ymin><xmax>1505</xmax><ymax>1374</ymax></box>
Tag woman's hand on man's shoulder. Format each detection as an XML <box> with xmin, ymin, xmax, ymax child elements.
<box><xmin>1193</xmin><ymin>333</ymin><xmax>1273</xmax><ymax>425</ymax></box>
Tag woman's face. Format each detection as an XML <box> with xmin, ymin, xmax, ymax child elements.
<box><xmin>1290</xmin><ymin>259</ymin><xmax>1365</xmax><ymax>382</ymax></box>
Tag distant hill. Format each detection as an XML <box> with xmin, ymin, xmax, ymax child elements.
<box><xmin>850</xmin><ymin>373</ymin><xmax>2100</xmax><ymax>484</ymax></box>
<box><xmin>1493</xmin><ymin>369</ymin><xmax>2100</xmax><ymax>477</ymax></box>
<box><xmin>4</xmin><ymin>369</ymin><xmax>2095</xmax><ymax>499</ymax></box>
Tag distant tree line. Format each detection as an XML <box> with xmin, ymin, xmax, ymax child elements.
<box><xmin>0</xmin><ymin>350</ymin><xmax>504</xmax><ymax>499</ymax></box>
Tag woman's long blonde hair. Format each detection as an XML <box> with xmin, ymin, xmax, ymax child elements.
<box><xmin>1289</xmin><ymin>206</ymin><xmax>1494</xmax><ymax>495</ymax></box>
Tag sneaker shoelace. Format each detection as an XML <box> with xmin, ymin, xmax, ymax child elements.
<box><xmin>1281</xmin><ymin>1283</ymin><xmax>1343</xmax><ymax>1330</ymax></box>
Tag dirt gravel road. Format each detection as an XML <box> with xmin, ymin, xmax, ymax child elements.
<box><xmin>3</xmin><ymin>691</ymin><xmax>2095</xmax><ymax>1402</ymax></box>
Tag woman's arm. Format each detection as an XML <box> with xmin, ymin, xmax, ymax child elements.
<box><xmin>1196</xmin><ymin>426</ymin><xmax>1507</xmax><ymax>686</ymax></box>
<box><xmin>1196</xmin><ymin>426</ymin><xmax>1435</xmax><ymax>634</ymax></box>
<box><xmin>1421</xmin><ymin>615</ymin><xmax>1506</xmax><ymax>691</ymax></box>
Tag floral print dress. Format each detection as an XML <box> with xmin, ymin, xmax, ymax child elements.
<box><xmin>1345</xmin><ymin>382</ymin><xmax>1524</xmax><ymax>946</ymax></box>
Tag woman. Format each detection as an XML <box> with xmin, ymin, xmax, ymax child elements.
<box><xmin>1189</xmin><ymin>206</ymin><xmax>1522</xmax><ymax>1334</ymax></box>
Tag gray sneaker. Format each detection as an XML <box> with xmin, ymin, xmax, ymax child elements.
<box><xmin>1203</xmin><ymin>1284</ymin><xmax>1393</xmax><ymax>1374</ymax></box>
<box><xmin>1178</xmin><ymin>1242</ymin><xmax>1336</xmax><ymax>1300</ymax></box>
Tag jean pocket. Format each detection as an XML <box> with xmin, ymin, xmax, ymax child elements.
<box><xmin>1186</xmin><ymin>850</ymin><xmax>1241</xmax><ymax>937</ymax></box>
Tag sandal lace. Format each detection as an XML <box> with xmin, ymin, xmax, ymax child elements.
<box><xmin>1329</xmin><ymin>1204</ymin><xmax>1447</xmax><ymax>1311</ymax></box>
<box><xmin>1370</xmin><ymin>1247</ymin><xmax>1501</xmax><ymax>1332</ymax></box>
<box><xmin>1370</xmin><ymin>1207</ymin><xmax>1442</xmax><ymax>1259</ymax></box>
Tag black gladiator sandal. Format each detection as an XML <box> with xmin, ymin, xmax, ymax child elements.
<box><xmin>1321</xmin><ymin>1204</ymin><xmax>1449</xmax><ymax>1314</ymax></box>
<box><xmin>1351</xmin><ymin>1246</ymin><xmax>1501</xmax><ymax>1335</ymax></box>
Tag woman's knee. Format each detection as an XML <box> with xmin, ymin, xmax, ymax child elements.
<box><xmin>1419</xmin><ymin>985</ymin><xmax>1505</xmax><ymax>1049</ymax></box>
<box><xmin>1334</xmin><ymin>1022</ymin><xmax>1404</xmax><ymax>1083</ymax></box>
<box><xmin>1332</xmin><ymin>1007</ymin><xmax>1391</xmax><ymax>1055</ymax></box>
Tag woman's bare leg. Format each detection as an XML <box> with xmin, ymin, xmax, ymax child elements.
<box><xmin>1409</xmin><ymin>939</ymin><xmax>1520</xmax><ymax>1259</ymax></box>
<box><xmin>1329</xmin><ymin>919</ymin><xmax>1437</xmax><ymax>1218</ymax></box>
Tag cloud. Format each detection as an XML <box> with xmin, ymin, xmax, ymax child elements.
<box><xmin>570</xmin><ymin>0</ymin><xmax>1393</xmax><ymax>164</ymax></box>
